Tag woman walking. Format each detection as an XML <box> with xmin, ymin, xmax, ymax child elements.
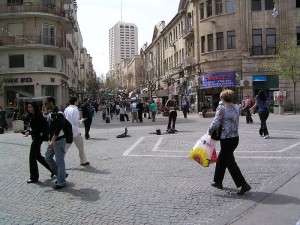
<box><xmin>24</xmin><ymin>102</ymin><xmax>53</xmax><ymax>183</ymax></box>
<box><xmin>209</xmin><ymin>89</ymin><xmax>251</xmax><ymax>195</ymax></box>
<box><xmin>250</xmin><ymin>90</ymin><xmax>269</xmax><ymax>139</ymax></box>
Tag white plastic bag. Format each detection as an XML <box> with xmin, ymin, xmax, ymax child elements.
<box><xmin>189</xmin><ymin>133</ymin><xmax>217</xmax><ymax>167</ymax></box>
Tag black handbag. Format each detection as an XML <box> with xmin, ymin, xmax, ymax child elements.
<box><xmin>211</xmin><ymin>107</ymin><xmax>224</xmax><ymax>141</ymax></box>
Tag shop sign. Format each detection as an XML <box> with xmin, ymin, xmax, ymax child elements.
<box><xmin>201</xmin><ymin>71</ymin><xmax>236</xmax><ymax>89</ymax></box>
<box><xmin>4</xmin><ymin>77</ymin><xmax>32</xmax><ymax>83</ymax></box>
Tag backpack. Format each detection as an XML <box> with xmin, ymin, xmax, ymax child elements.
<box><xmin>86</xmin><ymin>104</ymin><xmax>95</xmax><ymax>118</ymax></box>
<box><xmin>56</xmin><ymin>112</ymin><xmax>73</xmax><ymax>144</ymax></box>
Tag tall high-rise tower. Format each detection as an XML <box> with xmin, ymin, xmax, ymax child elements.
<box><xmin>109</xmin><ymin>22</ymin><xmax>138</xmax><ymax>71</ymax></box>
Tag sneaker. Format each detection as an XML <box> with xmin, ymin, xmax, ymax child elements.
<box><xmin>237</xmin><ymin>183</ymin><xmax>251</xmax><ymax>195</ymax></box>
<box><xmin>80</xmin><ymin>162</ymin><xmax>90</xmax><ymax>166</ymax></box>
<box><xmin>264</xmin><ymin>135</ymin><xmax>269</xmax><ymax>139</ymax></box>
<box><xmin>211</xmin><ymin>182</ymin><xmax>223</xmax><ymax>189</ymax></box>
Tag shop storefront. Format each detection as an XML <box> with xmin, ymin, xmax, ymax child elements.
<box><xmin>200</xmin><ymin>71</ymin><xmax>237</xmax><ymax>111</ymax></box>
<box><xmin>2</xmin><ymin>73</ymin><xmax>69</xmax><ymax>109</ymax></box>
<box><xmin>252</xmin><ymin>75</ymin><xmax>279</xmax><ymax>112</ymax></box>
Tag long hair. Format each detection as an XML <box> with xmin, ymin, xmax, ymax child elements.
<box><xmin>257</xmin><ymin>90</ymin><xmax>267</xmax><ymax>101</ymax></box>
<box><xmin>27</xmin><ymin>102</ymin><xmax>42</xmax><ymax>117</ymax></box>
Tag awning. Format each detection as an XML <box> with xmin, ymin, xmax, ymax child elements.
<box><xmin>252</xmin><ymin>75</ymin><xmax>266</xmax><ymax>81</ymax></box>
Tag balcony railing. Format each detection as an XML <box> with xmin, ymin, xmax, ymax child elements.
<box><xmin>182</xmin><ymin>26</ymin><xmax>194</xmax><ymax>39</ymax></box>
<box><xmin>250</xmin><ymin>46</ymin><xmax>276</xmax><ymax>56</ymax></box>
<box><xmin>0</xmin><ymin>4</ymin><xmax>67</xmax><ymax>18</ymax></box>
<box><xmin>0</xmin><ymin>35</ymin><xmax>74</xmax><ymax>56</ymax></box>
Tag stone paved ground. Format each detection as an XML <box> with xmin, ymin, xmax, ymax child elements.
<box><xmin>0</xmin><ymin>112</ymin><xmax>299</xmax><ymax>225</ymax></box>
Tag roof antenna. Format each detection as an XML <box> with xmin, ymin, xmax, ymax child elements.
<box><xmin>121</xmin><ymin>0</ymin><xmax>123</xmax><ymax>22</ymax></box>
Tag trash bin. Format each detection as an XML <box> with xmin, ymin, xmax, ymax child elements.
<box><xmin>12</xmin><ymin>120</ymin><xmax>24</xmax><ymax>133</ymax></box>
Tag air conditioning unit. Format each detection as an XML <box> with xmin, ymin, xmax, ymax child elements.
<box><xmin>240</xmin><ymin>80</ymin><xmax>251</xmax><ymax>87</ymax></box>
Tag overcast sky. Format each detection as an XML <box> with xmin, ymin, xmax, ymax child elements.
<box><xmin>76</xmin><ymin>0</ymin><xmax>180</xmax><ymax>76</ymax></box>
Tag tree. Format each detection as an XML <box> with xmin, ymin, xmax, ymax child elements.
<box><xmin>263</xmin><ymin>39</ymin><xmax>300</xmax><ymax>114</ymax></box>
<box><xmin>86</xmin><ymin>75</ymin><xmax>101</xmax><ymax>100</ymax></box>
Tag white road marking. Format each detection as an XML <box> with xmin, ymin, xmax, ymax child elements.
<box><xmin>126</xmin><ymin>154</ymin><xmax>300</xmax><ymax>159</ymax></box>
<box><xmin>152</xmin><ymin>137</ymin><xmax>164</xmax><ymax>152</ymax></box>
<box><xmin>278</xmin><ymin>141</ymin><xmax>300</xmax><ymax>152</ymax></box>
<box><xmin>123</xmin><ymin>137</ymin><xmax>144</xmax><ymax>156</ymax></box>
<box><xmin>123</xmin><ymin>129</ymin><xmax>300</xmax><ymax>157</ymax></box>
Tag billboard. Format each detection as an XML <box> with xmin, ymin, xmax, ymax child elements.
<box><xmin>201</xmin><ymin>71</ymin><xmax>236</xmax><ymax>89</ymax></box>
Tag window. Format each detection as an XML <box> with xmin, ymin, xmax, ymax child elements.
<box><xmin>7</xmin><ymin>0</ymin><xmax>23</xmax><ymax>6</ymax></box>
<box><xmin>169</xmin><ymin>32</ymin><xmax>173</xmax><ymax>45</ymax></box>
<box><xmin>207</xmin><ymin>33</ymin><xmax>213</xmax><ymax>52</ymax></box>
<box><xmin>252</xmin><ymin>0</ymin><xmax>261</xmax><ymax>11</ymax></box>
<box><xmin>297</xmin><ymin>0</ymin><xmax>300</xmax><ymax>8</ymax></box>
<box><xmin>9</xmin><ymin>55</ymin><xmax>24</xmax><ymax>68</ymax></box>
<box><xmin>252</xmin><ymin>29</ymin><xmax>262</xmax><ymax>55</ymax></box>
<box><xmin>43</xmin><ymin>24</ymin><xmax>55</xmax><ymax>45</ymax></box>
<box><xmin>297</xmin><ymin>27</ymin><xmax>300</xmax><ymax>45</ymax></box>
<box><xmin>217</xmin><ymin>32</ymin><xmax>224</xmax><ymax>50</ymax></box>
<box><xmin>44</xmin><ymin>55</ymin><xmax>56</xmax><ymax>68</ymax></box>
<box><xmin>201</xmin><ymin>36</ymin><xmax>205</xmax><ymax>53</ymax></box>
<box><xmin>265</xmin><ymin>0</ymin><xmax>274</xmax><ymax>10</ymax></box>
<box><xmin>42</xmin><ymin>0</ymin><xmax>55</xmax><ymax>7</ymax></box>
<box><xmin>266</xmin><ymin>28</ymin><xmax>276</xmax><ymax>54</ymax></box>
<box><xmin>200</xmin><ymin>3</ymin><xmax>204</xmax><ymax>19</ymax></box>
<box><xmin>225</xmin><ymin>0</ymin><xmax>235</xmax><ymax>13</ymax></box>
<box><xmin>227</xmin><ymin>31</ymin><xmax>236</xmax><ymax>49</ymax></box>
<box><xmin>207</xmin><ymin>0</ymin><xmax>212</xmax><ymax>17</ymax></box>
<box><xmin>216</xmin><ymin>0</ymin><xmax>223</xmax><ymax>14</ymax></box>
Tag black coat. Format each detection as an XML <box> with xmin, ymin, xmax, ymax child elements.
<box><xmin>29</xmin><ymin>114</ymin><xmax>48</xmax><ymax>140</ymax></box>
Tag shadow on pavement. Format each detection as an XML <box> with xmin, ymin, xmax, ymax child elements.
<box><xmin>36</xmin><ymin>181</ymin><xmax>100</xmax><ymax>202</ymax></box>
<box><xmin>88</xmin><ymin>137</ymin><xmax>109</xmax><ymax>141</ymax></box>
<box><xmin>68</xmin><ymin>166</ymin><xmax>111</xmax><ymax>175</ymax></box>
<box><xmin>217</xmin><ymin>191</ymin><xmax>300</xmax><ymax>205</ymax></box>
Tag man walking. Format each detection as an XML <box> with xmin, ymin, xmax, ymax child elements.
<box><xmin>64</xmin><ymin>97</ymin><xmax>90</xmax><ymax>166</ymax></box>
<box><xmin>80</xmin><ymin>98</ymin><xmax>93</xmax><ymax>139</ymax></box>
<box><xmin>44</xmin><ymin>97</ymin><xmax>68</xmax><ymax>190</ymax></box>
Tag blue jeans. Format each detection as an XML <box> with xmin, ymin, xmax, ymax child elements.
<box><xmin>45</xmin><ymin>138</ymin><xmax>67</xmax><ymax>187</ymax></box>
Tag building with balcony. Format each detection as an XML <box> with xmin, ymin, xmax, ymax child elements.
<box><xmin>142</xmin><ymin>0</ymin><xmax>300</xmax><ymax>112</ymax></box>
<box><xmin>0</xmin><ymin>0</ymin><xmax>93</xmax><ymax>109</ymax></box>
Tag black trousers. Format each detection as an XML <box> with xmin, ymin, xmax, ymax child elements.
<box><xmin>84</xmin><ymin>117</ymin><xmax>92</xmax><ymax>138</ymax></box>
<box><xmin>29</xmin><ymin>138</ymin><xmax>52</xmax><ymax>180</ymax></box>
<box><xmin>167</xmin><ymin>111</ymin><xmax>177</xmax><ymax>130</ymax></box>
<box><xmin>259</xmin><ymin>111</ymin><xmax>269</xmax><ymax>136</ymax></box>
<box><xmin>138</xmin><ymin>111</ymin><xmax>143</xmax><ymax>122</ymax></box>
<box><xmin>214</xmin><ymin>137</ymin><xmax>246</xmax><ymax>188</ymax></box>
<box><xmin>244</xmin><ymin>106</ymin><xmax>253</xmax><ymax>124</ymax></box>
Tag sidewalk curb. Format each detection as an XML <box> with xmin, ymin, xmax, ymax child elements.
<box><xmin>213</xmin><ymin>167</ymin><xmax>300</xmax><ymax>225</ymax></box>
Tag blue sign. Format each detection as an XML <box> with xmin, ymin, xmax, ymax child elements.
<box><xmin>201</xmin><ymin>71</ymin><xmax>236</xmax><ymax>89</ymax></box>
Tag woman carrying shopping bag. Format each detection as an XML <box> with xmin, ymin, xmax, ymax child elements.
<box><xmin>208</xmin><ymin>89</ymin><xmax>251</xmax><ymax>195</ymax></box>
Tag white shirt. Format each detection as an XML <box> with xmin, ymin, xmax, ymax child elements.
<box><xmin>64</xmin><ymin>105</ymin><xmax>81</xmax><ymax>137</ymax></box>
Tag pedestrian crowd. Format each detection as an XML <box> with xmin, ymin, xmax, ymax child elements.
<box><xmin>0</xmin><ymin>89</ymin><xmax>270</xmax><ymax>194</ymax></box>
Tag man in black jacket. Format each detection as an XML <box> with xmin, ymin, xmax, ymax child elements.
<box><xmin>80</xmin><ymin>98</ymin><xmax>93</xmax><ymax>140</ymax></box>
<box><xmin>136</xmin><ymin>100</ymin><xmax>144</xmax><ymax>123</ymax></box>
<box><xmin>44</xmin><ymin>97</ymin><xmax>68</xmax><ymax>190</ymax></box>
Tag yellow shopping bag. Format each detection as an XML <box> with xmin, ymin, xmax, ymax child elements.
<box><xmin>189</xmin><ymin>133</ymin><xmax>217</xmax><ymax>167</ymax></box>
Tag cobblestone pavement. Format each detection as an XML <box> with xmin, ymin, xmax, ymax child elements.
<box><xmin>0</xmin><ymin>112</ymin><xmax>299</xmax><ymax>225</ymax></box>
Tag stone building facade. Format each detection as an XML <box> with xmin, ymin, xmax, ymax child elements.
<box><xmin>142</xmin><ymin>0</ymin><xmax>300</xmax><ymax>112</ymax></box>
<box><xmin>0</xmin><ymin>0</ymin><xmax>94</xmax><ymax>109</ymax></box>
